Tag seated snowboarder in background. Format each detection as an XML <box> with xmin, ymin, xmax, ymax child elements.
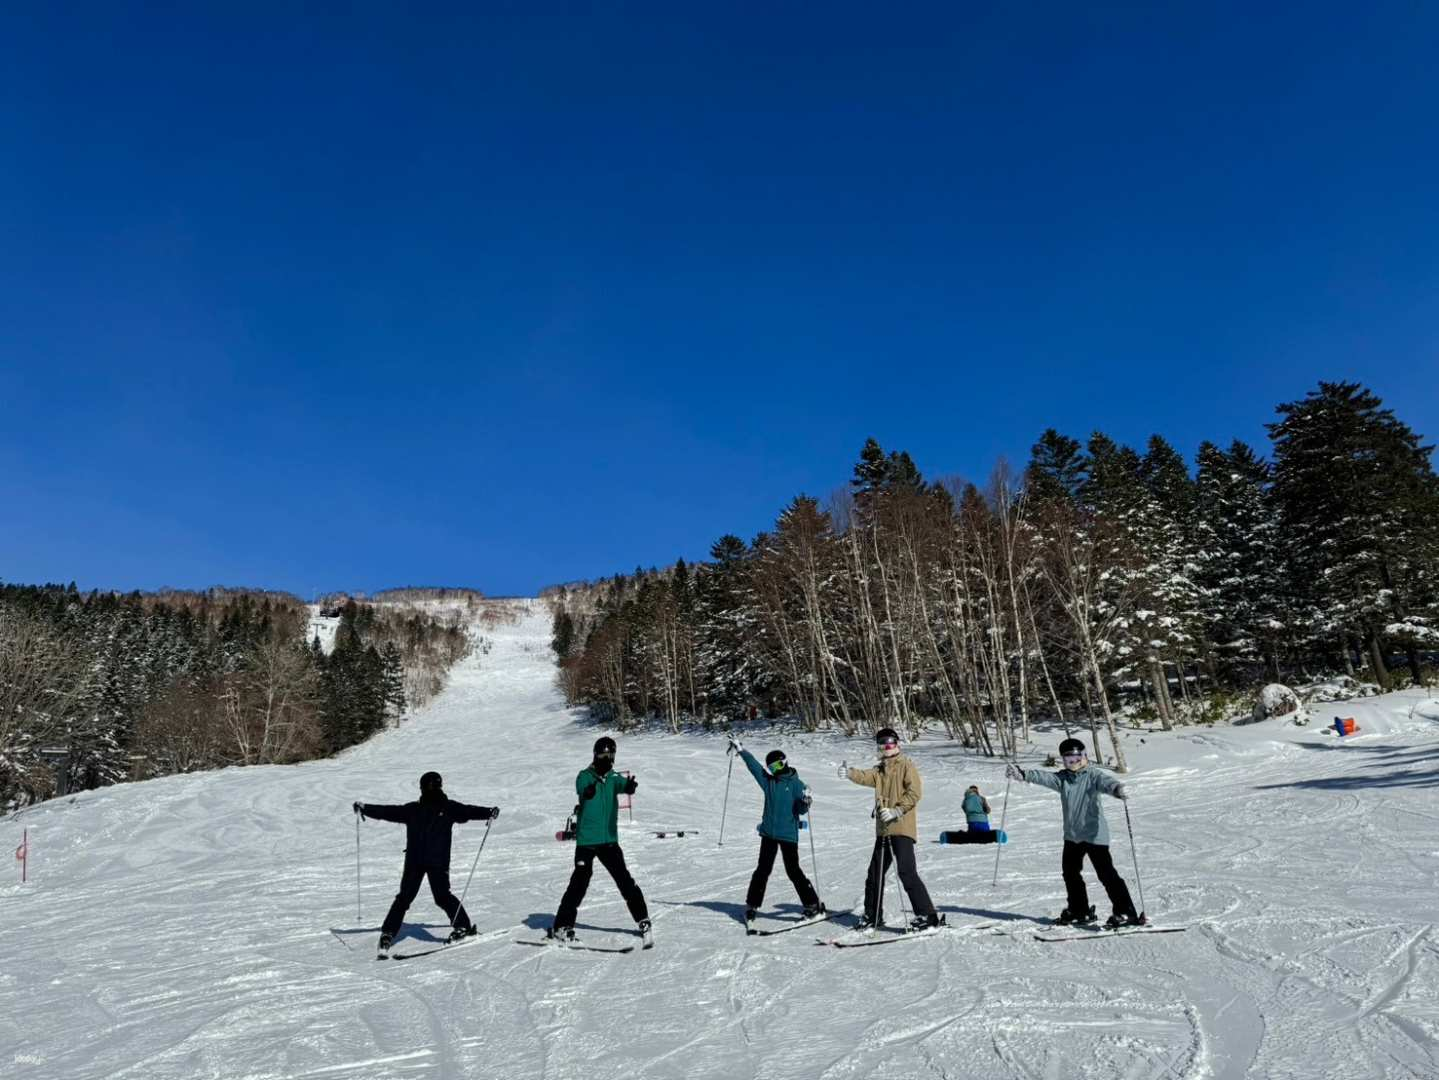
<box><xmin>549</xmin><ymin>736</ymin><xmax>652</xmax><ymax>946</ymax></box>
<box><xmin>841</xmin><ymin>726</ymin><xmax>943</xmax><ymax>931</ymax></box>
<box><xmin>940</xmin><ymin>784</ymin><xmax>999</xmax><ymax>844</ymax></box>
<box><xmin>1006</xmin><ymin>737</ymin><xmax>1143</xmax><ymax>929</ymax></box>
<box><xmin>354</xmin><ymin>771</ymin><xmax>498</xmax><ymax>956</ymax></box>
<box><xmin>727</xmin><ymin>736</ymin><xmax>823</xmax><ymax>929</ymax></box>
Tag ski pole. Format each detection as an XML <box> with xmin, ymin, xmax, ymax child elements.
<box><xmin>451</xmin><ymin>816</ymin><xmax>494</xmax><ymax>934</ymax></box>
<box><xmin>991</xmin><ymin>771</ymin><xmax>1012</xmax><ymax>888</ymax></box>
<box><xmin>1123</xmin><ymin>799</ymin><xmax>1146</xmax><ymax>918</ymax></box>
<box><xmin>717</xmin><ymin>751</ymin><xmax>735</xmax><ymax>847</ymax></box>
<box><xmin>355</xmin><ymin>807</ymin><xmax>362</xmax><ymax>921</ymax></box>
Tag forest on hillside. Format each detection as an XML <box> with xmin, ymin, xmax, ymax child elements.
<box><xmin>548</xmin><ymin>382</ymin><xmax>1439</xmax><ymax>771</ymax></box>
<box><xmin>0</xmin><ymin>587</ymin><xmax>476</xmax><ymax>808</ymax></box>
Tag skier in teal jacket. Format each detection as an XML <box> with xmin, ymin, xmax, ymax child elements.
<box><xmin>1007</xmin><ymin>737</ymin><xmax>1142</xmax><ymax>928</ymax></box>
<box><xmin>729</xmin><ymin>736</ymin><xmax>822</xmax><ymax>927</ymax></box>
<box><xmin>549</xmin><ymin>736</ymin><xmax>650</xmax><ymax>943</ymax></box>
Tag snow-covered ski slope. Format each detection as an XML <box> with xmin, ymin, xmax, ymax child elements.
<box><xmin>4</xmin><ymin>603</ymin><xmax>1438</xmax><ymax>1080</ymax></box>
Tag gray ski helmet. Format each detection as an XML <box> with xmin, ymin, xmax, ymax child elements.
<box><xmin>874</xmin><ymin>727</ymin><xmax>900</xmax><ymax>745</ymax></box>
<box><xmin>1058</xmin><ymin>738</ymin><xmax>1086</xmax><ymax>757</ymax></box>
<box><xmin>419</xmin><ymin>771</ymin><xmax>443</xmax><ymax>792</ymax></box>
<box><xmin>764</xmin><ymin>749</ymin><xmax>786</xmax><ymax>771</ymax></box>
<box><xmin>593</xmin><ymin>736</ymin><xmax>617</xmax><ymax>758</ymax></box>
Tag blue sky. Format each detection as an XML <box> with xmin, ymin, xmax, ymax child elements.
<box><xmin>2</xmin><ymin>3</ymin><xmax>1436</xmax><ymax>597</ymax></box>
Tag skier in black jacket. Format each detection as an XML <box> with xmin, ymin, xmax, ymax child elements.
<box><xmin>355</xmin><ymin>771</ymin><xmax>498</xmax><ymax>953</ymax></box>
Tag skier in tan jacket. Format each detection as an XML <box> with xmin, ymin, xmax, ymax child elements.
<box><xmin>841</xmin><ymin>726</ymin><xmax>943</xmax><ymax>931</ymax></box>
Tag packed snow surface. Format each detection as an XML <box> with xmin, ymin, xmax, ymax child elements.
<box><xmin>3</xmin><ymin>603</ymin><xmax>1437</xmax><ymax>1079</ymax></box>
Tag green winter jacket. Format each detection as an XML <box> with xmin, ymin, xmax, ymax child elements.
<box><xmin>1022</xmin><ymin>764</ymin><xmax>1122</xmax><ymax>845</ymax></box>
<box><xmin>573</xmin><ymin>767</ymin><xmax>633</xmax><ymax>847</ymax></box>
<box><xmin>739</xmin><ymin>749</ymin><xmax>810</xmax><ymax>844</ymax></box>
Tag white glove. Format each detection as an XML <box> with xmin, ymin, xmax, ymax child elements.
<box><xmin>1114</xmin><ymin>783</ymin><xmax>1128</xmax><ymax>801</ymax></box>
<box><xmin>837</xmin><ymin>761</ymin><xmax>849</xmax><ymax>779</ymax></box>
<box><xmin>1005</xmin><ymin>763</ymin><xmax>1024</xmax><ymax>782</ymax></box>
<box><xmin>878</xmin><ymin>807</ymin><xmax>902</xmax><ymax>824</ymax></box>
<box><xmin>727</xmin><ymin>736</ymin><xmax>743</xmax><ymax>756</ymax></box>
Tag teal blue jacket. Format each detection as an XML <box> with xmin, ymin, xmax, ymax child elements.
<box><xmin>739</xmin><ymin>750</ymin><xmax>810</xmax><ymax>844</ymax></box>
<box><xmin>573</xmin><ymin>767</ymin><xmax>633</xmax><ymax>847</ymax></box>
<box><xmin>1022</xmin><ymin>764</ymin><xmax>1122</xmax><ymax>844</ymax></box>
<box><xmin>962</xmin><ymin>791</ymin><xmax>990</xmax><ymax>824</ymax></box>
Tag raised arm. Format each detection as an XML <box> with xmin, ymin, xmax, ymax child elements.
<box><xmin>739</xmin><ymin>749</ymin><xmax>767</xmax><ymax>786</ymax></box>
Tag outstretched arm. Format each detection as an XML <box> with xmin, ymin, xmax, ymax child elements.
<box><xmin>358</xmin><ymin>803</ymin><xmax>409</xmax><ymax>823</ymax></box>
<box><xmin>450</xmin><ymin>801</ymin><xmax>497</xmax><ymax>823</ymax></box>
<box><xmin>1022</xmin><ymin>769</ymin><xmax>1062</xmax><ymax>793</ymax></box>
<box><xmin>846</xmin><ymin>765</ymin><xmax>879</xmax><ymax>788</ymax></box>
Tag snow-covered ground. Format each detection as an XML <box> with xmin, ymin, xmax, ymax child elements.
<box><xmin>3</xmin><ymin>604</ymin><xmax>1437</xmax><ymax>1079</ymax></box>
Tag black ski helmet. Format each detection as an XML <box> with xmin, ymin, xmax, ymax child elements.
<box><xmin>593</xmin><ymin>736</ymin><xmax>617</xmax><ymax>758</ymax></box>
<box><xmin>1058</xmin><ymin>738</ymin><xmax>1086</xmax><ymax>757</ymax></box>
<box><xmin>874</xmin><ymin>727</ymin><xmax>900</xmax><ymax>745</ymax></box>
<box><xmin>764</xmin><ymin>749</ymin><xmax>786</xmax><ymax>771</ymax></box>
<box><xmin>419</xmin><ymin>771</ymin><xmax>443</xmax><ymax>792</ymax></box>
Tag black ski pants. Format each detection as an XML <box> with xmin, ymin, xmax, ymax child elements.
<box><xmin>746</xmin><ymin>836</ymin><xmax>819</xmax><ymax>910</ymax></box>
<box><xmin>381</xmin><ymin>863</ymin><xmax>472</xmax><ymax>938</ymax></box>
<box><xmin>1062</xmin><ymin>841</ymin><xmax>1138</xmax><ymax>919</ymax></box>
<box><xmin>554</xmin><ymin>843</ymin><xmax>649</xmax><ymax>928</ymax></box>
<box><xmin>863</xmin><ymin>835</ymin><xmax>936</xmax><ymax>922</ymax></box>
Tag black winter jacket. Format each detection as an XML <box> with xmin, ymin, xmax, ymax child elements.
<box><xmin>361</xmin><ymin>796</ymin><xmax>494</xmax><ymax>867</ymax></box>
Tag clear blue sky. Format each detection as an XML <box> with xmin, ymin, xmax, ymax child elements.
<box><xmin>3</xmin><ymin>4</ymin><xmax>1436</xmax><ymax>597</ymax></box>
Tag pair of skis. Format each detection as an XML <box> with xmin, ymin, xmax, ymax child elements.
<box><xmin>818</xmin><ymin>914</ymin><xmax>949</xmax><ymax>949</ymax></box>
<box><xmin>380</xmin><ymin>927</ymin><xmax>511</xmax><ymax>961</ymax></box>
<box><xmin>747</xmin><ymin>907</ymin><xmax>848</xmax><ymax>937</ymax></box>
<box><xmin>515</xmin><ymin>925</ymin><xmax>654</xmax><ymax>954</ymax></box>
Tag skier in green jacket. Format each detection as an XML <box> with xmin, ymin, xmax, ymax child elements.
<box><xmin>728</xmin><ymin>736</ymin><xmax>823</xmax><ymax>928</ymax></box>
<box><xmin>1007</xmin><ymin>737</ymin><xmax>1142</xmax><ymax>928</ymax></box>
<box><xmin>549</xmin><ymin>736</ymin><xmax>651</xmax><ymax>944</ymax></box>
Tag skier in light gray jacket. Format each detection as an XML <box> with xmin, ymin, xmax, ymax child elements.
<box><xmin>1006</xmin><ymin>737</ymin><xmax>1143</xmax><ymax>929</ymax></box>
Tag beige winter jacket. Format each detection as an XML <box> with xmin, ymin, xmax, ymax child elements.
<box><xmin>846</xmin><ymin>754</ymin><xmax>922</xmax><ymax>840</ymax></box>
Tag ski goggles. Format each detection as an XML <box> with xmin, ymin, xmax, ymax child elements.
<box><xmin>595</xmin><ymin>751</ymin><xmax>615</xmax><ymax>762</ymax></box>
<box><xmin>767</xmin><ymin>759</ymin><xmax>786</xmax><ymax>774</ymax></box>
<box><xmin>877</xmin><ymin>739</ymin><xmax>899</xmax><ymax>750</ymax></box>
<box><xmin>1061</xmin><ymin>752</ymin><xmax>1085</xmax><ymax>765</ymax></box>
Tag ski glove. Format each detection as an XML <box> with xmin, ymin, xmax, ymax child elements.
<box><xmin>487</xmin><ymin>806</ymin><xmax>501</xmax><ymax>819</ymax></box>
<box><xmin>1005</xmin><ymin>763</ymin><xmax>1024</xmax><ymax>782</ymax></box>
<box><xmin>878</xmin><ymin>807</ymin><xmax>902</xmax><ymax>824</ymax></box>
<box><xmin>1114</xmin><ymin>784</ymin><xmax>1128</xmax><ymax>801</ymax></box>
<box><xmin>581</xmin><ymin>783</ymin><xmax>597</xmax><ymax>800</ymax></box>
<box><xmin>727</xmin><ymin>736</ymin><xmax>743</xmax><ymax>755</ymax></box>
<box><xmin>622</xmin><ymin>776</ymin><xmax>639</xmax><ymax>795</ymax></box>
<box><xmin>837</xmin><ymin>761</ymin><xmax>849</xmax><ymax>779</ymax></box>
<box><xmin>353</xmin><ymin>802</ymin><xmax>366</xmax><ymax>817</ymax></box>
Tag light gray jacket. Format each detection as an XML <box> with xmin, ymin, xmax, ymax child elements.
<box><xmin>1022</xmin><ymin>764</ymin><xmax>1123</xmax><ymax>845</ymax></box>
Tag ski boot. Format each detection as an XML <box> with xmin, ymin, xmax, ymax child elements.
<box><xmin>638</xmin><ymin>918</ymin><xmax>654</xmax><ymax>949</ymax></box>
<box><xmin>1105</xmin><ymin>911</ymin><xmax>1147</xmax><ymax>930</ymax></box>
<box><xmin>855</xmin><ymin>914</ymin><xmax>883</xmax><ymax>933</ymax></box>
<box><xmin>377</xmin><ymin>932</ymin><xmax>394</xmax><ymax>958</ymax></box>
<box><xmin>802</xmin><ymin>902</ymin><xmax>827</xmax><ymax>919</ymax></box>
<box><xmin>744</xmin><ymin>907</ymin><xmax>758</xmax><ymax>928</ymax></box>
<box><xmin>1056</xmin><ymin>905</ymin><xmax>1097</xmax><ymax>926</ymax></box>
<box><xmin>546</xmin><ymin>924</ymin><xmax>575</xmax><ymax>943</ymax></box>
<box><xmin>909</xmin><ymin>913</ymin><xmax>946</xmax><ymax>932</ymax></box>
<box><xmin>447</xmin><ymin>924</ymin><xmax>478</xmax><ymax>943</ymax></box>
